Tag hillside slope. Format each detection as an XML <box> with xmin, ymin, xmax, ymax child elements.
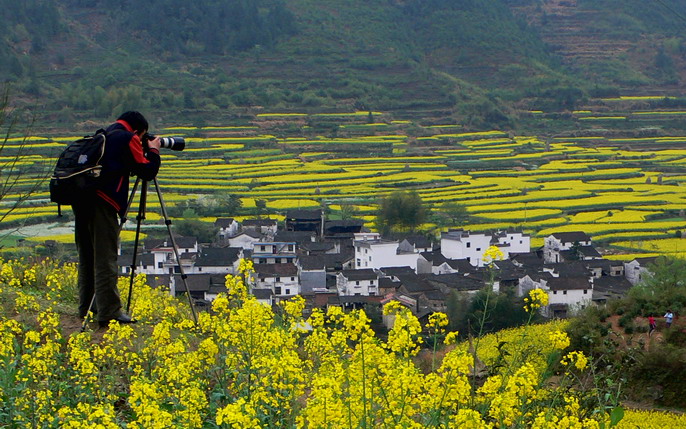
<box><xmin>1</xmin><ymin>0</ymin><xmax>685</xmax><ymax>129</ymax></box>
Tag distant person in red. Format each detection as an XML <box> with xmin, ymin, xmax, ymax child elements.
<box><xmin>648</xmin><ymin>315</ymin><xmax>656</xmax><ymax>335</ymax></box>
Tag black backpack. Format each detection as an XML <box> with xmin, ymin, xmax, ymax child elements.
<box><xmin>49</xmin><ymin>129</ymin><xmax>109</xmax><ymax>207</ymax></box>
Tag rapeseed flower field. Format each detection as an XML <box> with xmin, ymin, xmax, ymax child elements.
<box><xmin>8</xmin><ymin>258</ymin><xmax>680</xmax><ymax>427</ymax></box>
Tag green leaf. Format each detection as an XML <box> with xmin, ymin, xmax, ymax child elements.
<box><xmin>610</xmin><ymin>406</ymin><xmax>624</xmax><ymax>427</ymax></box>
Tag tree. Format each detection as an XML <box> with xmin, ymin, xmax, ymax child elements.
<box><xmin>434</xmin><ymin>201</ymin><xmax>469</xmax><ymax>228</ymax></box>
<box><xmin>628</xmin><ymin>256</ymin><xmax>686</xmax><ymax>315</ymax></box>
<box><xmin>0</xmin><ymin>89</ymin><xmax>46</xmax><ymax>228</ymax></box>
<box><xmin>338</xmin><ymin>203</ymin><xmax>358</xmax><ymax>220</ymax></box>
<box><xmin>374</xmin><ymin>190</ymin><xmax>428</xmax><ymax>235</ymax></box>
<box><xmin>174</xmin><ymin>219</ymin><xmax>217</xmax><ymax>244</ymax></box>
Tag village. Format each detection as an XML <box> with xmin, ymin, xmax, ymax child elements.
<box><xmin>118</xmin><ymin>209</ymin><xmax>656</xmax><ymax>324</ymax></box>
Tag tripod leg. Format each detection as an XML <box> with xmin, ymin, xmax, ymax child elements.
<box><xmin>126</xmin><ymin>180</ymin><xmax>148</xmax><ymax>314</ymax></box>
<box><xmin>152</xmin><ymin>178</ymin><xmax>198</xmax><ymax>324</ymax></box>
<box><xmin>79</xmin><ymin>293</ymin><xmax>97</xmax><ymax>332</ymax></box>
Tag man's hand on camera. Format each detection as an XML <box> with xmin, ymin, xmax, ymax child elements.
<box><xmin>147</xmin><ymin>137</ymin><xmax>161</xmax><ymax>151</ymax></box>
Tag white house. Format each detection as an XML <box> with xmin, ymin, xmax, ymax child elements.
<box><xmin>543</xmin><ymin>277</ymin><xmax>593</xmax><ymax>318</ymax></box>
<box><xmin>227</xmin><ymin>230</ymin><xmax>263</xmax><ymax>250</ymax></box>
<box><xmin>147</xmin><ymin>237</ymin><xmax>199</xmax><ymax>275</ymax></box>
<box><xmin>354</xmin><ymin>239</ymin><xmax>419</xmax><ymax>271</ymax></box>
<box><xmin>253</xmin><ymin>263</ymin><xmax>300</xmax><ymax>298</ymax></box>
<box><xmin>336</xmin><ymin>269</ymin><xmax>380</xmax><ymax>296</ymax></box>
<box><xmin>624</xmin><ymin>257</ymin><xmax>658</xmax><ymax>285</ymax></box>
<box><xmin>242</xmin><ymin>218</ymin><xmax>278</xmax><ymax>237</ymax></box>
<box><xmin>494</xmin><ymin>230</ymin><xmax>530</xmax><ymax>254</ymax></box>
<box><xmin>189</xmin><ymin>247</ymin><xmax>243</xmax><ymax>275</ymax></box>
<box><xmin>440</xmin><ymin>229</ymin><xmax>508</xmax><ymax>267</ymax></box>
<box><xmin>252</xmin><ymin>241</ymin><xmax>297</xmax><ymax>264</ymax></box>
<box><xmin>214</xmin><ymin>218</ymin><xmax>240</xmax><ymax>242</ymax></box>
<box><xmin>354</xmin><ymin>232</ymin><xmax>381</xmax><ymax>241</ymax></box>
<box><xmin>544</xmin><ymin>231</ymin><xmax>592</xmax><ymax>263</ymax></box>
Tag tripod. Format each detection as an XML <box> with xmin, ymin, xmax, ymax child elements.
<box><xmin>80</xmin><ymin>177</ymin><xmax>198</xmax><ymax>331</ymax></box>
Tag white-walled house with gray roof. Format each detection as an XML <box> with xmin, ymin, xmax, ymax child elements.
<box><xmin>336</xmin><ymin>269</ymin><xmax>380</xmax><ymax>296</ymax></box>
<box><xmin>544</xmin><ymin>231</ymin><xmax>592</xmax><ymax>263</ymax></box>
<box><xmin>441</xmin><ymin>230</ymin><xmax>513</xmax><ymax>267</ymax></box>
<box><xmin>354</xmin><ymin>239</ymin><xmax>419</xmax><ymax>271</ymax></box>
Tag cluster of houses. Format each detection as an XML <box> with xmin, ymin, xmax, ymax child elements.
<box><xmin>118</xmin><ymin>209</ymin><xmax>658</xmax><ymax>320</ymax></box>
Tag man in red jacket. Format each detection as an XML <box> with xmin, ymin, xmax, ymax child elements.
<box><xmin>74</xmin><ymin>111</ymin><xmax>161</xmax><ymax>327</ymax></box>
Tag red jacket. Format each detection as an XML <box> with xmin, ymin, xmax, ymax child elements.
<box><xmin>96</xmin><ymin>120</ymin><xmax>160</xmax><ymax>217</ymax></box>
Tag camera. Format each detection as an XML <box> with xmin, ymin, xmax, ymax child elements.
<box><xmin>143</xmin><ymin>133</ymin><xmax>185</xmax><ymax>151</ymax></box>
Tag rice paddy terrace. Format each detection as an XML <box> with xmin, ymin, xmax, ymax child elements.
<box><xmin>4</xmin><ymin>98</ymin><xmax>686</xmax><ymax>259</ymax></box>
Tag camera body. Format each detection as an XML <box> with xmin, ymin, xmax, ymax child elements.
<box><xmin>143</xmin><ymin>133</ymin><xmax>185</xmax><ymax>151</ymax></box>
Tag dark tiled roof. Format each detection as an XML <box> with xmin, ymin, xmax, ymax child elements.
<box><xmin>242</xmin><ymin>218</ymin><xmax>277</xmax><ymax>227</ymax></box>
<box><xmin>298</xmin><ymin>255</ymin><xmax>327</xmax><ymax>270</ymax></box>
<box><xmin>547</xmin><ymin>276</ymin><xmax>591</xmax><ymax>291</ymax></box>
<box><xmin>631</xmin><ymin>256</ymin><xmax>659</xmax><ymax>265</ymax></box>
<box><xmin>551</xmin><ymin>231</ymin><xmax>591</xmax><ymax>243</ymax></box>
<box><xmin>214</xmin><ymin>218</ymin><xmax>235</xmax><ymax>227</ymax></box>
<box><xmin>254</xmin><ymin>263</ymin><xmax>299</xmax><ymax>277</ymax></box>
<box><xmin>325</xmin><ymin>219</ymin><xmax>365</xmax><ymax>229</ymax></box>
<box><xmin>423</xmin><ymin>273</ymin><xmax>483</xmax><ymax>291</ymax></box>
<box><xmin>231</xmin><ymin>230</ymin><xmax>263</xmax><ymax>239</ymax></box>
<box><xmin>546</xmin><ymin>261</ymin><xmax>591</xmax><ymax>277</ymax></box>
<box><xmin>340</xmin><ymin>269</ymin><xmax>379</xmax><ymax>280</ymax></box>
<box><xmin>118</xmin><ymin>253</ymin><xmax>154</xmax><ymax>267</ymax></box>
<box><xmin>301</xmin><ymin>242</ymin><xmax>336</xmax><ymax>253</ymax></box>
<box><xmin>172</xmin><ymin>274</ymin><xmax>225</xmax><ymax>292</ymax></box>
<box><xmin>379</xmin><ymin>277</ymin><xmax>401</xmax><ymax>290</ymax></box>
<box><xmin>145</xmin><ymin>236</ymin><xmax>197</xmax><ymax>250</ymax></box>
<box><xmin>511</xmin><ymin>252</ymin><xmax>544</xmax><ymax>266</ymax></box>
<box><xmin>196</xmin><ymin>247</ymin><xmax>241</xmax><ymax>266</ymax></box>
<box><xmin>252</xmin><ymin>288</ymin><xmax>273</xmax><ymax>299</ymax></box>
<box><xmin>399</xmin><ymin>235</ymin><xmax>432</xmax><ymax>248</ymax></box>
<box><xmin>286</xmin><ymin>209</ymin><xmax>322</xmax><ymax>220</ymax></box>
<box><xmin>275</xmin><ymin>231</ymin><xmax>316</xmax><ymax>243</ymax></box>
<box><xmin>379</xmin><ymin>266</ymin><xmax>416</xmax><ymax>277</ymax></box>
<box><xmin>396</xmin><ymin>273</ymin><xmax>436</xmax><ymax>293</ymax></box>
<box><xmin>593</xmin><ymin>276</ymin><xmax>632</xmax><ymax>295</ymax></box>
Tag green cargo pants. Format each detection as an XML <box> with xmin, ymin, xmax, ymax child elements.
<box><xmin>73</xmin><ymin>197</ymin><xmax>123</xmax><ymax>322</ymax></box>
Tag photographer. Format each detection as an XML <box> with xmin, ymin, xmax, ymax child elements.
<box><xmin>74</xmin><ymin>111</ymin><xmax>161</xmax><ymax>327</ymax></box>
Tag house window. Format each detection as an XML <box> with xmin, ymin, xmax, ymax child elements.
<box><xmin>365</xmin><ymin>249</ymin><xmax>368</xmax><ymax>254</ymax></box>
<box><xmin>275</xmin><ymin>258</ymin><xmax>281</xmax><ymax>264</ymax></box>
<box><xmin>357</xmin><ymin>258</ymin><xmax>361</xmax><ymax>265</ymax></box>
<box><xmin>583</xmin><ymin>289</ymin><xmax>588</xmax><ymax>294</ymax></box>
<box><xmin>291</xmin><ymin>277</ymin><xmax>295</xmax><ymax>281</ymax></box>
<box><xmin>476</xmin><ymin>247</ymin><xmax>481</xmax><ymax>252</ymax></box>
<box><xmin>261</xmin><ymin>246</ymin><xmax>266</xmax><ymax>251</ymax></box>
<box><xmin>370</xmin><ymin>280</ymin><xmax>375</xmax><ymax>285</ymax></box>
<box><xmin>563</xmin><ymin>290</ymin><xmax>567</xmax><ymax>295</ymax></box>
<box><xmin>158</xmin><ymin>262</ymin><xmax>163</xmax><ymax>268</ymax></box>
<box><xmin>285</xmin><ymin>289</ymin><xmax>290</xmax><ymax>295</ymax></box>
<box><xmin>275</xmin><ymin>286</ymin><xmax>282</xmax><ymax>295</ymax></box>
<box><xmin>174</xmin><ymin>266</ymin><xmax>181</xmax><ymax>274</ymax></box>
<box><xmin>553</xmin><ymin>290</ymin><xmax>557</xmax><ymax>295</ymax></box>
<box><xmin>466</xmin><ymin>242</ymin><xmax>471</xmax><ymax>248</ymax></box>
<box><xmin>288</xmin><ymin>244</ymin><xmax>293</xmax><ymax>251</ymax></box>
<box><xmin>356</xmin><ymin>281</ymin><xmax>360</xmax><ymax>285</ymax></box>
<box><xmin>198</xmin><ymin>267</ymin><xmax>202</xmax><ymax>272</ymax></box>
<box><xmin>276</xmin><ymin>277</ymin><xmax>281</xmax><ymax>282</ymax></box>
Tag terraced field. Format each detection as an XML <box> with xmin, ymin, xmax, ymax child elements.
<box><xmin>4</xmin><ymin>104</ymin><xmax>686</xmax><ymax>257</ymax></box>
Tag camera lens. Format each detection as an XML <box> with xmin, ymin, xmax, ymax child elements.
<box><xmin>159</xmin><ymin>137</ymin><xmax>185</xmax><ymax>151</ymax></box>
